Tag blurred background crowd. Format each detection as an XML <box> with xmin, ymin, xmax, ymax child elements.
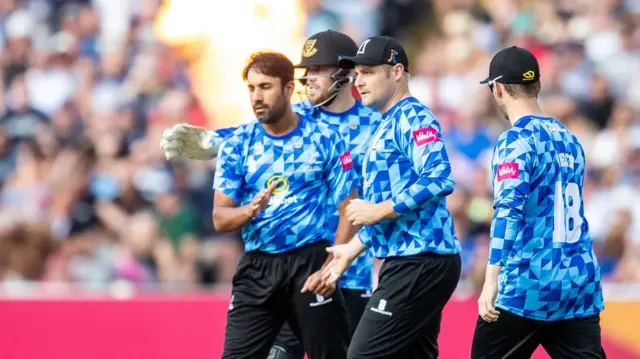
<box><xmin>0</xmin><ymin>0</ymin><xmax>639</xmax><ymax>297</ymax></box>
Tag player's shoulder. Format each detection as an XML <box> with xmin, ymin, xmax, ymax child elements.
<box><xmin>220</xmin><ymin>122</ymin><xmax>258</xmax><ymax>147</ymax></box>
<box><xmin>300</xmin><ymin>113</ymin><xmax>339</xmax><ymax>137</ymax></box>
<box><xmin>292</xmin><ymin>100</ymin><xmax>313</xmax><ymax>116</ymax></box>
<box><xmin>391</xmin><ymin>97</ymin><xmax>439</xmax><ymax>135</ymax></box>
<box><xmin>395</xmin><ymin>97</ymin><xmax>436</xmax><ymax>121</ymax></box>
<box><xmin>354</xmin><ymin>100</ymin><xmax>382</xmax><ymax>119</ymax></box>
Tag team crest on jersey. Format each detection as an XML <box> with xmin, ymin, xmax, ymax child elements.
<box><xmin>340</xmin><ymin>151</ymin><xmax>353</xmax><ymax>170</ymax></box>
<box><xmin>412</xmin><ymin>128</ymin><xmax>439</xmax><ymax>146</ymax></box>
<box><xmin>349</xmin><ymin>120</ymin><xmax>358</xmax><ymax>130</ymax></box>
<box><xmin>293</xmin><ymin>139</ymin><xmax>303</xmax><ymax>149</ymax></box>
<box><xmin>497</xmin><ymin>163</ymin><xmax>519</xmax><ymax>181</ymax></box>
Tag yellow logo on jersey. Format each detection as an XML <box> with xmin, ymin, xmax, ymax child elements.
<box><xmin>302</xmin><ymin>39</ymin><xmax>318</xmax><ymax>58</ymax></box>
<box><xmin>522</xmin><ymin>70</ymin><xmax>535</xmax><ymax>81</ymax></box>
<box><xmin>267</xmin><ymin>175</ymin><xmax>289</xmax><ymax>195</ymax></box>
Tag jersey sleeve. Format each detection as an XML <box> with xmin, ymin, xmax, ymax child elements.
<box><xmin>391</xmin><ymin>110</ymin><xmax>455</xmax><ymax>214</ymax></box>
<box><xmin>323</xmin><ymin>130</ymin><xmax>359</xmax><ymax>206</ymax></box>
<box><xmin>212</xmin><ymin>137</ymin><xmax>245</xmax><ymax>205</ymax></box>
<box><xmin>213</xmin><ymin>126</ymin><xmax>238</xmax><ymax>140</ymax></box>
<box><xmin>489</xmin><ymin>131</ymin><xmax>535</xmax><ymax>266</ymax></box>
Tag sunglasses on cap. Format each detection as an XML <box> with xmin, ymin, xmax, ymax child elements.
<box><xmin>487</xmin><ymin>75</ymin><xmax>503</xmax><ymax>92</ymax></box>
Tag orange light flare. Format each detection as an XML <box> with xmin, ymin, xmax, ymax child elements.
<box><xmin>154</xmin><ymin>0</ymin><xmax>308</xmax><ymax>129</ymax></box>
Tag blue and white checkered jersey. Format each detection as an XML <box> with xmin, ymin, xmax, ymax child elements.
<box><xmin>292</xmin><ymin>100</ymin><xmax>381</xmax><ymax>291</ymax></box>
<box><xmin>213</xmin><ymin>114</ymin><xmax>359</xmax><ymax>254</ymax></box>
<box><xmin>361</xmin><ymin>97</ymin><xmax>461</xmax><ymax>258</ymax></box>
<box><xmin>490</xmin><ymin>115</ymin><xmax>604</xmax><ymax>321</ymax></box>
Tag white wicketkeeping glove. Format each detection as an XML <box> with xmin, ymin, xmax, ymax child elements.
<box><xmin>160</xmin><ymin>123</ymin><xmax>222</xmax><ymax>161</ymax></box>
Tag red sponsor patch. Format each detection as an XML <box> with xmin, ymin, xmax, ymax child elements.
<box><xmin>496</xmin><ymin>162</ymin><xmax>519</xmax><ymax>181</ymax></box>
<box><xmin>340</xmin><ymin>151</ymin><xmax>354</xmax><ymax>170</ymax></box>
<box><xmin>412</xmin><ymin>128</ymin><xmax>439</xmax><ymax>146</ymax></box>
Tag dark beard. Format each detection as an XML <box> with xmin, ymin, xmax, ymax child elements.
<box><xmin>255</xmin><ymin>94</ymin><xmax>288</xmax><ymax>124</ymax></box>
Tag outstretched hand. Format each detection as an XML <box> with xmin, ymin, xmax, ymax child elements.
<box><xmin>247</xmin><ymin>180</ymin><xmax>279</xmax><ymax>217</ymax></box>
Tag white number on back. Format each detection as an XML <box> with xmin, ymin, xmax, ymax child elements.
<box><xmin>553</xmin><ymin>181</ymin><xmax>583</xmax><ymax>244</ymax></box>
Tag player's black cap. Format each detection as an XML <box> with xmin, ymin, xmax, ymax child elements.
<box><xmin>337</xmin><ymin>36</ymin><xmax>409</xmax><ymax>72</ymax></box>
<box><xmin>295</xmin><ymin>30</ymin><xmax>358</xmax><ymax>68</ymax></box>
<box><xmin>480</xmin><ymin>46</ymin><xmax>540</xmax><ymax>85</ymax></box>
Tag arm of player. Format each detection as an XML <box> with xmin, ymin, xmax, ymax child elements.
<box><xmin>488</xmin><ymin>131</ymin><xmax>534</xmax><ymax>269</ymax></box>
<box><xmin>321</xmin><ymin>235</ymin><xmax>368</xmax><ymax>286</ymax></box>
<box><xmin>211</xmin><ymin>138</ymin><xmax>262</xmax><ymax>233</ymax></box>
<box><xmin>386</xmin><ymin>111</ymin><xmax>455</xmax><ymax>217</ymax></box>
<box><xmin>213</xmin><ymin>182</ymin><xmax>278</xmax><ymax>232</ymax></box>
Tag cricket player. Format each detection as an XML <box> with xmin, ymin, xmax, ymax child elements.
<box><xmin>321</xmin><ymin>36</ymin><xmax>462</xmax><ymax>359</ymax></box>
<box><xmin>211</xmin><ymin>51</ymin><xmax>357</xmax><ymax>359</ymax></box>
<box><xmin>161</xmin><ymin>30</ymin><xmax>382</xmax><ymax>359</ymax></box>
<box><xmin>470</xmin><ymin>46</ymin><xmax>606</xmax><ymax>358</ymax></box>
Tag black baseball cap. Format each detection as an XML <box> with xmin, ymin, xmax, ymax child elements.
<box><xmin>337</xmin><ymin>36</ymin><xmax>409</xmax><ymax>72</ymax></box>
<box><xmin>295</xmin><ymin>30</ymin><xmax>358</xmax><ymax>68</ymax></box>
<box><xmin>480</xmin><ymin>46</ymin><xmax>540</xmax><ymax>85</ymax></box>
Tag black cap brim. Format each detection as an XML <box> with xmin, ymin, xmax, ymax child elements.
<box><xmin>337</xmin><ymin>56</ymin><xmax>382</xmax><ymax>69</ymax></box>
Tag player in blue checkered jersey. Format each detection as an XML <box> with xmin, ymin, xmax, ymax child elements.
<box><xmin>160</xmin><ymin>30</ymin><xmax>382</xmax><ymax>359</ymax></box>
<box><xmin>321</xmin><ymin>36</ymin><xmax>462</xmax><ymax>359</ymax></box>
<box><xmin>471</xmin><ymin>46</ymin><xmax>606</xmax><ymax>359</ymax></box>
<box><xmin>211</xmin><ymin>51</ymin><xmax>359</xmax><ymax>359</ymax></box>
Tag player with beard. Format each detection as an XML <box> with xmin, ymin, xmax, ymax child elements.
<box><xmin>211</xmin><ymin>51</ymin><xmax>357</xmax><ymax>359</ymax></box>
<box><xmin>160</xmin><ymin>30</ymin><xmax>382</xmax><ymax>359</ymax></box>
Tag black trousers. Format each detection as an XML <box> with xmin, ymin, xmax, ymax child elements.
<box><xmin>273</xmin><ymin>287</ymin><xmax>371</xmax><ymax>358</ymax></box>
<box><xmin>471</xmin><ymin>309</ymin><xmax>606</xmax><ymax>359</ymax></box>
<box><xmin>347</xmin><ymin>252</ymin><xmax>462</xmax><ymax>359</ymax></box>
<box><xmin>221</xmin><ymin>240</ymin><xmax>350</xmax><ymax>359</ymax></box>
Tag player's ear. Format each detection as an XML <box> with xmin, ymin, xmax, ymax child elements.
<box><xmin>393</xmin><ymin>64</ymin><xmax>404</xmax><ymax>81</ymax></box>
<box><xmin>284</xmin><ymin>80</ymin><xmax>295</xmax><ymax>99</ymax></box>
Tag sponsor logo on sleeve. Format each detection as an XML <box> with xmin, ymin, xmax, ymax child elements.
<box><xmin>412</xmin><ymin>128</ymin><xmax>439</xmax><ymax>146</ymax></box>
<box><xmin>340</xmin><ymin>152</ymin><xmax>353</xmax><ymax>170</ymax></box>
<box><xmin>497</xmin><ymin>163</ymin><xmax>519</xmax><ymax>181</ymax></box>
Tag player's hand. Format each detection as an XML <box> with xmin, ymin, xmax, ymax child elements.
<box><xmin>301</xmin><ymin>270</ymin><xmax>336</xmax><ymax>297</ymax></box>
<box><xmin>320</xmin><ymin>244</ymin><xmax>353</xmax><ymax>286</ymax></box>
<box><xmin>160</xmin><ymin>123</ymin><xmax>221</xmax><ymax>161</ymax></box>
<box><xmin>346</xmin><ymin>199</ymin><xmax>383</xmax><ymax>225</ymax></box>
<box><xmin>246</xmin><ymin>181</ymin><xmax>279</xmax><ymax>218</ymax></box>
<box><xmin>478</xmin><ymin>281</ymin><xmax>500</xmax><ymax>323</ymax></box>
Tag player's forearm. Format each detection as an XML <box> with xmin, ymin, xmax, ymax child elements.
<box><xmin>484</xmin><ymin>264</ymin><xmax>502</xmax><ymax>284</ymax></box>
<box><xmin>334</xmin><ymin>190</ymin><xmax>359</xmax><ymax>246</ymax></box>
<box><xmin>391</xmin><ymin>177</ymin><xmax>455</xmax><ymax>215</ymax></box>
<box><xmin>488</xmin><ymin>207</ymin><xmax>522</xmax><ymax>266</ymax></box>
<box><xmin>212</xmin><ymin>205</ymin><xmax>253</xmax><ymax>233</ymax></box>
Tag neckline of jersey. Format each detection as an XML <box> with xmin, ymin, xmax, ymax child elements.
<box><xmin>258</xmin><ymin>113</ymin><xmax>305</xmax><ymax>140</ymax></box>
<box><xmin>513</xmin><ymin>114</ymin><xmax>556</xmax><ymax>127</ymax></box>
<box><xmin>317</xmin><ymin>100</ymin><xmax>361</xmax><ymax>117</ymax></box>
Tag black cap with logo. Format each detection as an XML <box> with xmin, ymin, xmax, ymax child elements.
<box><xmin>337</xmin><ymin>36</ymin><xmax>409</xmax><ymax>72</ymax></box>
<box><xmin>480</xmin><ymin>46</ymin><xmax>540</xmax><ymax>85</ymax></box>
<box><xmin>295</xmin><ymin>30</ymin><xmax>358</xmax><ymax>68</ymax></box>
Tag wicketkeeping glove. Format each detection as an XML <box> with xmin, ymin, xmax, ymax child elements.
<box><xmin>160</xmin><ymin>123</ymin><xmax>222</xmax><ymax>161</ymax></box>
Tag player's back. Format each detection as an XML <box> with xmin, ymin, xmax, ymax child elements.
<box><xmin>494</xmin><ymin>115</ymin><xmax>604</xmax><ymax>321</ymax></box>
